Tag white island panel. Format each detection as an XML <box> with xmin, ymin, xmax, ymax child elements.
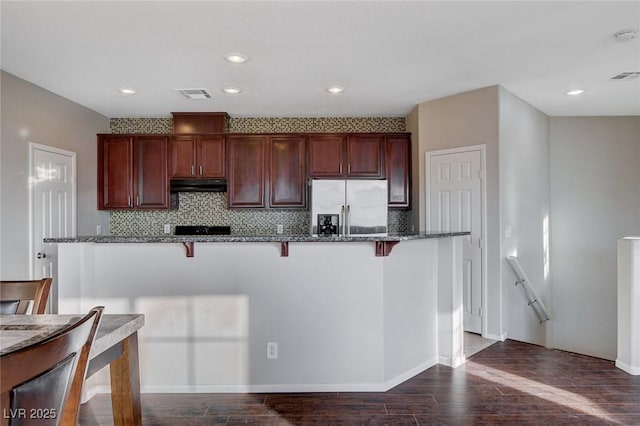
<box><xmin>56</xmin><ymin>236</ymin><xmax>463</xmax><ymax>392</ymax></box>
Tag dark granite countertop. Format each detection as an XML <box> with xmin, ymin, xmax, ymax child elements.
<box><xmin>44</xmin><ymin>232</ymin><xmax>469</xmax><ymax>244</ymax></box>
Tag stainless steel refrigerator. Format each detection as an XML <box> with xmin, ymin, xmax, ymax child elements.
<box><xmin>310</xmin><ymin>179</ymin><xmax>388</xmax><ymax>236</ymax></box>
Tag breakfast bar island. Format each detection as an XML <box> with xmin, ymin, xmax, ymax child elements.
<box><xmin>45</xmin><ymin>232</ymin><xmax>467</xmax><ymax>394</ymax></box>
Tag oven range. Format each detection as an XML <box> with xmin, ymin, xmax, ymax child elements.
<box><xmin>173</xmin><ymin>225</ymin><xmax>231</xmax><ymax>235</ymax></box>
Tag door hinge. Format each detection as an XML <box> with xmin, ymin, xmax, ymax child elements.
<box><xmin>479</xmin><ymin>307</ymin><xmax>483</xmax><ymax>317</ymax></box>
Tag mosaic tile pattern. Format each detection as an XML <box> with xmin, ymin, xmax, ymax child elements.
<box><xmin>108</xmin><ymin>116</ymin><xmax>408</xmax><ymax>236</ymax></box>
<box><xmin>110</xmin><ymin>118</ymin><xmax>172</xmax><ymax>134</ymax></box>
<box><xmin>229</xmin><ymin>117</ymin><xmax>406</xmax><ymax>133</ymax></box>
<box><xmin>110</xmin><ymin>193</ymin><xmax>408</xmax><ymax>236</ymax></box>
<box><xmin>110</xmin><ymin>116</ymin><xmax>406</xmax><ymax>134</ymax></box>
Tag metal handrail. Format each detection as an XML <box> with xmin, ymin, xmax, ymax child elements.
<box><xmin>506</xmin><ymin>256</ymin><xmax>551</xmax><ymax>324</ymax></box>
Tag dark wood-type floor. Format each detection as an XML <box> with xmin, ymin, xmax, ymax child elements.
<box><xmin>78</xmin><ymin>340</ymin><xmax>640</xmax><ymax>425</ymax></box>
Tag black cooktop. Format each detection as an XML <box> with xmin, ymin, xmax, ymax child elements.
<box><xmin>174</xmin><ymin>226</ymin><xmax>231</xmax><ymax>236</ymax></box>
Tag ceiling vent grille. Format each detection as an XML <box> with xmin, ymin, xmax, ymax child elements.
<box><xmin>174</xmin><ymin>88</ymin><xmax>212</xmax><ymax>99</ymax></box>
<box><xmin>610</xmin><ymin>72</ymin><xmax>640</xmax><ymax>80</ymax></box>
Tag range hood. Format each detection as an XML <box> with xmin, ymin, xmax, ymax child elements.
<box><xmin>170</xmin><ymin>178</ymin><xmax>227</xmax><ymax>192</ymax></box>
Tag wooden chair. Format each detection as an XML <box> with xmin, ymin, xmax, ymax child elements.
<box><xmin>0</xmin><ymin>278</ymin><xmax>52</xmax><ymax>314</ymax></box>
<box><xmin>0</xmin><ymin>306</ymin><xmax>104</xmax><ymax>426</ymax></box>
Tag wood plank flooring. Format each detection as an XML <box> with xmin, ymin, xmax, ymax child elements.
<box><xmin>78</xmin><ymin>340</ymin><xmax>640</xmax><ymax>425</ymax></box>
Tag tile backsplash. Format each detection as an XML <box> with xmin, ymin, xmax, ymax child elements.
<box><xmin>110</xmin><ymin>192</ymin><xmax>408</xmax><ymax>236</ymax></box>
<box><xmin>108</xmin><ymin>116</ymin><xmax>409</xmax><ymax>236</ymax></box>
<box><xmin>110</xmin><ymin>116</ymin><xmax>406</xmax><ymax>134</ymax></box>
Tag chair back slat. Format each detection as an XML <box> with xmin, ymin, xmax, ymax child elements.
<box><xmin>0</xmin><ymin>279</ymin><xmax>52</xmax><ymax>314</ymax></box>
<box><xmin>0</xmin><ymin>306</ymin><xmax>104</xmax><ymax>426</ymax></box>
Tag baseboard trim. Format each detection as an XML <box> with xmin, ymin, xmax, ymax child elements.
<box><xmin>139</xmin><ymin>383</ymin><xmax>386</xmax><ymax>394</ymax></box>
<box><xmin>616</xmin><ymin>359</ymin><xmax>640</xmax><ymax>375</ymax></box>
<box><xmin>484</xmin><ymin>331</ymin><xmax>507</xmax><ymax>341</ymax></box>
<box><xmin>83</xmin><ymin>357</ymin><xmax>442</xmax><ymax>395</ymax></box>
<box><xmin>438</xmin><ymin>354</ymin><xmax>466</xmax><ymax>368</ymax></box>
<box><xmin>382</xmin><ymin>356</ymin><xmax>439</xmax><ymax>391</ymax></box>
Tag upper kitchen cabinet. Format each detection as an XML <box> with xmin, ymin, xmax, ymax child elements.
<box><xmin>227</xmin><ymin>135</ymin><xmax>268</xmax><ymax>208</ymax></box>
<box><xmin>308</xmin><ymin>135</ymin><xmax>345</xmax><ymax>177</ymax></box>
<box><xmin>98</xmin><ymin>135</ymin><xmax>132</xmax><ymax>209</ymax></box>
<box><xmin>346</xmin><ymin>135</ymin><xmax>384</xmax><ymax>178</ymax></box>
<box><xmin>308</xmin><ymin>134</ymin><xmax>383</xmax><ymax>178</ymax></box>
<box><xmin>269</xmin><ymin>136</ymin><xmax>306</xmax><ymax>208</ymax></box>
<box><xmin>385</xmin><ymin>134</ymin><xmax>411</xmax><ymax>208</ymax></box>
<box><xmin>135</xmin><ymin>136</ymin><xmax>170</xmax><ymax>208</ymax></box>
<box><xmin>98</xmin><ymin>135</ymin><xmax>170</xmax><ymax>210</ymax></box>
<box><xmin>171</xmin><ymin>112</ymin><xmax>229</xmax><ymax>133</ymax></box>
<box><xmin>170</xmin><ymin>135</ymin><xmax>225</xmax><ymax>179</ymax></box>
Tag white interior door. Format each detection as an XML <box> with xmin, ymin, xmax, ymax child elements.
<box><xmin>428</xmin><ymin>148</ymin><xmax>483</xmax><ymax>334</ymax></box>
<box><xmin>30</xmin><ymin>143</ymin><xmax>76</xmax><ymax>312</ymax></box>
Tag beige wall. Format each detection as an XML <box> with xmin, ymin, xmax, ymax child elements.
<box><xmin>410</xmin><ymin>85</ymin><xmax>640</xmax><ymax>359</ymax></box>
<box><xmin>549</xmin><ymin>116</ymin><xmax>640</xmax><ymax>360</ymax></box>
<box><xmin>0</xmin><ymin>71</ymin><xmax>109</xmax><ymax>278</ymax></box>
<box><xmin>410</xmin><ymin>86</ymin><xmax>503</xmax><ymax>338</ymax></box>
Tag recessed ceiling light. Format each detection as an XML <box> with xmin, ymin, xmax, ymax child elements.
<box><xmin>224</xmin><ymin>52</ymin><xmax>248</xmax><ymax>64</ymax></box>
<box><xmin>566</xmin><ymin>89</ymin><xmax>585</xmax><ymax>96</ymax></box>
<box><xmin>119</xmin><ymin>88</ymin><xmax>136</xmax><ymax>95</ymax></box>
<box><xmin>222</xmin><ymin>86</ymin><xmax>242</xmax><ymax>94</ymax></box>
<box><xmin>326</xmin><ymin>85</ymin><xmax>346</xmax><ymax>94</ymax></box>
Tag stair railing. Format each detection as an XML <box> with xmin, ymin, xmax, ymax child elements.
<box><xmin>506</xmin><ymin>256</ymin><xmax>551</xmax><ymax>324</ymax></box>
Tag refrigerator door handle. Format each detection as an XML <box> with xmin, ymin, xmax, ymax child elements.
<box><xmin>341</xmin><ymin>205</ymin><xmax>346</xmax><ymax>235</ymax></box>
<box><xmin>346</xmin><ymin>205</ymin><xmax>351</xmax><ymax>236</ymax></box>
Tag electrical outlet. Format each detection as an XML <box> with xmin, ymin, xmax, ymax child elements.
<box><xmin>96</xmin><ymin>224</ymin><xmax>102</xmax><ymax>235</ymax></box>
<box><xmin>164</xmin><ymin>224</ymin><xmax>171</xmax><ymax>234</ymax></box>
<box><xmin>266</xmin><ymin>342</ymin><xmax>278</xmax><ymax>359</ymax></box>
<box><xmin>276</xmin><ymin>224</ymin><xmax>284</xmax><ymax>234</ymax></box>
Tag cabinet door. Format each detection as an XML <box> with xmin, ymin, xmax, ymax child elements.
<box><xmin>135</xmin><ymin>136</ymin><xmax>170</xmax><ymax>209</ymax></box>
<box><xmin>385</xmin><ymin>135</ymin><xmax>411</xmax><ymax>208</ymax></box>
<box><xmin>198</xmin><ymin>136</ymin><xmax>225</xmax><ymax>178</ymax></box>
<box><xmin>270</xmin><ymin>136</ymin><xmax>306</xmax><ymax>208</ymax></box>
<box><xmin>98</xmin><ymin>135</ymin><xmax>133</xmax><ymax>209</ymax></box>
<box><xmin>227</xmin><ymin>136</ymin><xmax>267</xmax><ymax>208</ymax></box>
<box><xmin>170</xmin><ymin>136</ymin><xmax>197</xmax><ymax>178</ymax></box>
<box><xmin>308</xmin><ymin>135</ymin><xmax>345</xmax><ymax>177</ymax></box>
<box><xmin>347</xmin><ymin>135</ymin><xmax>383</xmax><ymax>177</ymax></box>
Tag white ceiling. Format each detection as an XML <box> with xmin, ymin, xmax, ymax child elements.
<box><xmin>2</xmin><ymin>1</ymin><xmax>639</xmax><ymax>118</ymax></box>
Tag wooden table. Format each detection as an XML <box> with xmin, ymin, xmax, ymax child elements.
<box><xmin>0</xmin><ymin>314</ymin><xmax>145</xmax><ymax>426</ymax></box>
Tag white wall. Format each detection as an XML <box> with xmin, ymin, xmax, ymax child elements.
<box><xmin>549</xmin><ymin>116</ymin><xmax>640</xmax><ymax>360</ymax></box>
<box><xmin>0</xmin><ymin>71</ymin><xmax>109</xmax><ymax>278</ymax></box>
<box><xmin>499</xmin><ymin>87</ymin><xmax>551</xmax><ymax>346</ymax></box>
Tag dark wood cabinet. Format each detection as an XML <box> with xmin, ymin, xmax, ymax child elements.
<box><xmin>385</xmin><ymin>135</ymin><xmax>411</xmax><ymax>208</ymax></box>
<box><xmin>98</xmin><ymin>135</ymin><xmax>133</xmax><ymax>209</ymax></box>
<box><xmin>227</xmin><ymin>136</ymin><xmax>267</xmax><ymax>208</ymax></box>
<box><xmin>170</xmin><ymin>135</ymin><xmax>225</xmax><ymax>178</ymax></box>
<box><xmin>98</xmin><ymin>135</ymin><xmax>170</xmax><ymax>210</ymax></box>
<box><xmin>135</xmin><ymin>136</ymin><xmax>170</xmax><ymax>209</ymax></box>
<box><xmin>308</xmin><ymin>134</ymin><xmax>383</xmax><ymax>178</ymax></box>
<box><xmin>346</xmin><ymin>135</ymin><xmax>383</xmax><ymax>178</ymax></box>
<box><xmin>99</xmin><ymin>130</ymin><xmax>410</xmax><ymax>211</ymax></box>
<box><xmin>308</xmin><ymin>135</ymin><xmax>345</xmax><ymax>177</ymax></box>
<box><xmin>269</xmin><ymin>136</ymin><xmax>306</xmax><ymax>208</ymax></box>
<box><xmin>172</xmin><ymin>112</ymin><xmax>229</xmax><ymax>133</ymax></box>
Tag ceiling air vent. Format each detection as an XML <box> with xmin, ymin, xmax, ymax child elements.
<box><xmin>610</xmin><ymin>72</ymin><xmax>640</xmax><ymax>81</ymax></box>
<box><xmin>174</xmin><ymin>88</ymin><xmax>212</xmax><ymax>99</ymax></box>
